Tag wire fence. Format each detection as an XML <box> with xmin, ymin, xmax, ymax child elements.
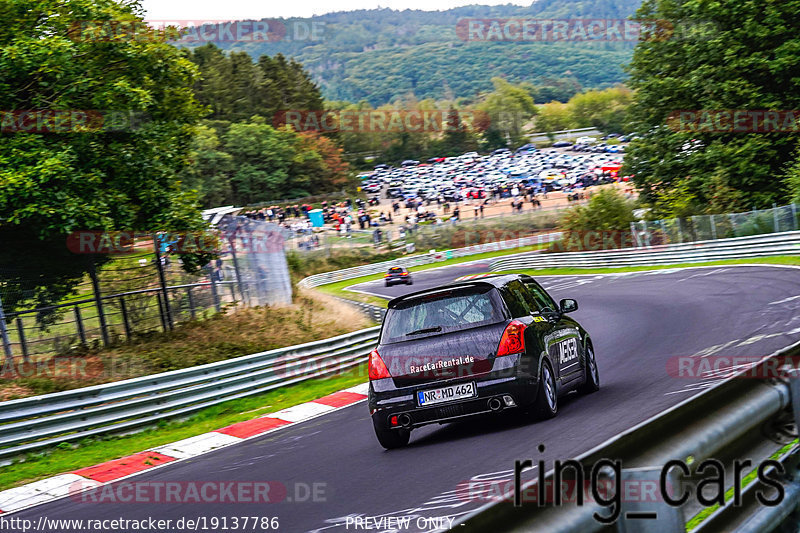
<box><xmin>632</xmin><ymin>203</ymin><xmax>800</xmax><ymax>246</ymax></box>
<box><xmin>0</xmin><ymin>217</ymin><xmax>292</xmax><ymax>363</ymax></box>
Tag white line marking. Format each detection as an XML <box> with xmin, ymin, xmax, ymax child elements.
<box><xmin>150</xmin><ymin>432</ymin><xmax>242</xmax><ymax>460</ymax></box>
<box><xmin>0</xmin><ymin>474</ymin><xmax>97</xmax><ymax>513</ymax></box>
<box><xmin>269</xmin><ymin>402</ymin><xmax>335</xmax><ymax>423</ymax></box>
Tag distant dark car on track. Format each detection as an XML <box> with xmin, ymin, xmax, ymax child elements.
<box><xmin>368</xmin><ymin>274</ymin><xmax>599</xmax><ymax>449</ymax></box>
<box><xmin>384</xmin><ymin>266</ymin><xmax>413</xmax><ymax>287</ymax></box>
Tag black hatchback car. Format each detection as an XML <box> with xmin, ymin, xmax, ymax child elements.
<box><xmin>384</xmin><ymin>266</ymin><xmax>413</xmax><ymax>287</ymax></box>
<box><xmin>368</xmin><ymin>274</ymin><xmax>599</xmax><ymax>449</ymax></box>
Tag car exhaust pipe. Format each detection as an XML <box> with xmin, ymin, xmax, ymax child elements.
<box><xmin>488</xmin><ymin>398</ymin><xmax>502</xmax><ymax>411</ymax></box>
<box><xmin>398</xmin><ymin>413</ymin><xmax>412</xmax><ymax>428</ymax></box>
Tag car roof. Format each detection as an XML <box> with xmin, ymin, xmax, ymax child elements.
<box><xmin>386</xmin><ymin>274</ymin><xmax>530</xmax><ymax>308</ymax></box>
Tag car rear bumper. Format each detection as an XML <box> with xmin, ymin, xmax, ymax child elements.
<box><xmin>369</xmin><ymin>373</ymin><xmax>538</xmax><ymax>430</ymax></box>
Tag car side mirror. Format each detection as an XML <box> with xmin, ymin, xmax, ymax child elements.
<box><xmin>559</xmin><ymin>298</ymin><xmax>578</xmax><ymax>314</ymax></box>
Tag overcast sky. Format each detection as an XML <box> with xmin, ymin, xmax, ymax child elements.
<box><xmin>140</xmin><ymin>0</ymin><xmax>531</xmax><ymax>20</ymax></box>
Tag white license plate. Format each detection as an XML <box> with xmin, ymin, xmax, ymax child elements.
<box><xmin>417</xmin><ymin>382</ymin><xmax>476</xmax><ymax>406</ymax></box>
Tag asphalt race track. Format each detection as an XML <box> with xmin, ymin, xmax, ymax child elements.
<box><xmin>10</xmin><ymin>265</ymin><xmax>800</xmax><ymax>533</ymax></box>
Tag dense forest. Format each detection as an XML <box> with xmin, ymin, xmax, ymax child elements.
<box><xmin>177</xmin><ymin>0</ymin><xmax>641</xmax><ymax>105</ymax></box>
<box><xmin>181</xmin><ymin>45</ymin><xmax>349</xmax><ymax>206</ymax></box>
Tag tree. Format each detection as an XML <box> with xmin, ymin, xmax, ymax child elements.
<box><xmin>185</xmin><ymin>44</ymin><xmax>324</xmax><ymax>125</ymax></box>
<box><xmin>559</xmin><ymin>189</ymin><xmax>636</xmax><ymax>250</ymax></box>
<box><xmin>216</xmin><ymin>117</ymin><xmax>352</xmax><ymax>204</ymax></box>
<box><xmin>624</xmin><ymin>0</ymin><xmax>800</xmax><ymax>216</ymax></box>
<box><xmin>293</xmin><ymin>132</ymin><xmax>353</xmax><ymax>192</ymax></box>
<box><xmin>180</xmin><ymin>125</ymin><xmax>233</xmax><ymax>206</ymax></box>
<box><xmin>477</xmin><ymin>78</ymin><xmax>538</xmax><ymax>149</ymax></box>
<box><xmin>0</xmin><ymin>0</ymin><xmax>212</xmax><ymax>314</ymax></box>
<box><xmin>437</xmin><ymin>106</ymin><xmax>479</xmax><ymax>156</ymax></box>
<box><xmin>535</xmin><ymin>101</ymin><xmax>575</xmax><ymax>133</ymax></box>
<box><xmin>567</xmin><ymin>86</ymin><xmax>632</xmax><ymax>133</ymax></box>
<box><xmin>224</xmin><ymin>118</ymin><xmax>298</xmax><ymax>203</ymax></box>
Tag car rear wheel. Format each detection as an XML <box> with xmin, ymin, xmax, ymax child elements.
<box><xmin>373</xmin><ymin>418</ymin><xmax>410</xmax><ymax>449</ymax></box>
<box><xmin>531</xmin><ymin>361</ymin><xmax>558</xmax><ymax>420</ymax></box>
<box><xmin>407</xmin><ymin>279</ymin><xmax>413</xmax><ymax>285</ymax></box>
<box><xmin>578</xmin><ymin>344</ymin><xmax>600</xmax><ymax>394</ymax></box>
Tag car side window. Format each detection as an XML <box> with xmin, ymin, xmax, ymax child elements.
<box><xmin>500</xmin><ymin>281</ymin><xmax>533</xmax><ymax>317</ymax></box>
<box><xmin>524</xmin><ymin>281</ymin><xmax>558</xmax><ymax>314</ymax></box>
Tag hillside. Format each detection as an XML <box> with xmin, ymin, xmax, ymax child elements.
<box><xmin>178</xmin><ymin>0</ymin><xmax>642</xmax><ymax>105</ymax></box>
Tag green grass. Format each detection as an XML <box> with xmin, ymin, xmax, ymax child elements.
<box><xmin>491</xmin><ymin>255</ymin><xmax>800</xmax><ymax>277</ymax></box>
<box><xmin>318</xmin><ymin>254</ymin><xmax>800</xmax><ymax>305</ymax></box>
<box><xmin>0</xmin><ymin>364</ymin><xmax>368</xmax><ymax>491</ymax></box>
<box><xmin>685</xmin><ymin>439</ymin><xmax>798</xmax><ymax>530</ymax></box>
<box><xmin>316</xmin><ymin>242</ymin><xmax>550</xmax><ymax>305</ymax></box>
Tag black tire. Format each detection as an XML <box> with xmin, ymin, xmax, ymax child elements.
<box><xmin>531</xmin><ymin>360</ymin><xmax>558</xmax><ymax>420</ymax></box>
<box><xmin>407</xmin><ymin>279</ymin><xmax>413</xmax><ymax>285</ymax></box>
<box><xmin>372</xmin><ymin>418</ymin><xmax>410</xmax><ymax>449</ymax></box>
<box><xmin>385</xmin><ymin>281</ymin><xmax>390</xmax><ymax>287</ymax></box>
<box><xmin>578</xmin><ymin>343</ymin><xmax>600</xmax><ymax>394</ymax></box>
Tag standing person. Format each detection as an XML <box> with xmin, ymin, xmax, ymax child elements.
<box><xmin>453</xmin><ymin>205</ymin><xmax>460</xmax><ymax>222</ymax></box>
<box><xmin>474</xmin><ymin>205</ymin><xmax>479</xmax><ymax>218</ymax></box>
<box><xmin>479</xmin><ymin>202</ymin><xmax>485</xmax><ymax>218</ymax></box>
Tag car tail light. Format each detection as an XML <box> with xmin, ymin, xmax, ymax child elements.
<box><xmin>369</xmin><ymin>349</ymin><xmax>391</xmax><ymax>380</ymax></box>
<box><xmin>497</xmin><ymin>320</ymin><xmax>526</xmax><ymax>356</ymax></box>
<box><xmin>401</xmin><ymin>272</ymin><xmax>408</xmax><ymax>276</ymax></box>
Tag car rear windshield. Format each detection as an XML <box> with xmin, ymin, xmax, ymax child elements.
<box><xmin>382</xmin><ymin>286</ymin><xmax>505</xmax><ymax>343</ymax></box>
<box><xmin>388</xmin><ymin>267</ymin><xmax>403</xmax><ymax>274</ymax></box>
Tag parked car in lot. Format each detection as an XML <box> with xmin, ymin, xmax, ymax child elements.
<box><xmin>384</xmin><ymin>266</ymin><xmax>413</xmax><ymax>287</ymax></box>
<box><xmin>368</xmin><ymin>274</ymin><xmax>599</xmax><ymax>449</ymax></box>
<box><xmin>356</xmin><ymin>146</ymin><xmax>626</xmax><ymax>206</ymax></box>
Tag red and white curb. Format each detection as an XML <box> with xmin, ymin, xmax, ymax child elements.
<box><xmin>0</xmin><ymin>383</ymin><xmax>368</xmax><ymax>515</ymax></box>
<box><xmin>453</xmin><ymin>273</ymin><xmax>493</xmax><ymax>281</ymax></box>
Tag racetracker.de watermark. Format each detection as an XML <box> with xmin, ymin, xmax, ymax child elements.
<box><xmin>274</xmin><ymin>109</ymin><xmax>490</xmax><ymax>133</ymax></box>
<box><xmin>68</xmin><ymin>480</ymin><xmax>326</xmax><ymax>504</ymax></box>
<box><xmin>667</xmin><ymin>355</ymin><xmax>800</xmax><ymax>379</ymax></box>
<box><xmin>455</xmin><ymin>18</ymin><xmax>674</xmax><ymax>42</ymax></box>
<box><xmin>667</xmin><ymin>110</ymin><xmax>800</xmax><ymax>133</ymax></box>
<box><xmin>66</xmin><ymin>230</ymin><xmax>286</xmax><ymax>255</ymax></box>
<box><xmin>0</xmin><ymin>110</ymin><xmax>149</xmax><ymax>133</ymax></box>
<box><xmin>68</xmin><ymin>19</ymin><xmax>326</xmax><ymax>43</ymax></box>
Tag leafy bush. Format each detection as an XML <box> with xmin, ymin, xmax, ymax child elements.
<box><xmin>554</xmin><ymin>189</ymin><xmax>636</xmax><ymax>251</ymax></box>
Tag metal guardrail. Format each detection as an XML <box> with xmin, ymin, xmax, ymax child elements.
<box><xmin>529</xmin><ymin>127</ymin><xmax>601</xmax><ymax>142</ymax></box>
<box><xmin>297</xmin><ymin>232</ymin><xmax>562</xmax><ymax>289</ymax></box>
<box><xmin>334</xmin><ymin>297</ymin><xmax>387</xmax><ymax>323</ymax></box>
<box><xmin>458</xmin><ymin>340</ymin><xmax>800</xmax><ymax>532</ymax></box>
<box><xmin>489</xmin><ymin>231</ymin><xmax>800</xmax><ymax>272</ymax></box>
<box><xmin>0</xmin><ymin>326</ymin><xmax>379</xmax><ymax>463</ymax></box>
